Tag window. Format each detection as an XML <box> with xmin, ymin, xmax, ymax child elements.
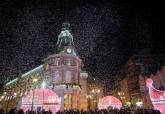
<box><xmin>65</xmin><ymin>71</ymin><xmax>72</xmax><ymax>83</ymax></box>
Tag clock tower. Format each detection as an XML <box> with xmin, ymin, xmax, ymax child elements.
<box><xmin>43</xmin><ymin>22</ymin><xmax>87</xmax><ymax>110</ymax></box>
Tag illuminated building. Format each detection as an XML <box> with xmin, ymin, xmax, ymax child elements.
<box><xmin>117</xmin><ymin>78</ymin><xmax>129</xmax><ymax>106</ymax></box>
<box><xmin>114</xmin><ymin>50</ymin><xmax>164</xmax><ymax>108</ymax></box>
<box><xmin>114</xmin><ymin>55</ymin><xmax>143</xmax><ymax>107</ymax></box>
<box><xmin>87</xmin><ymin>77</ymin><xmax>103</xmax><ymax>109</ymax></box>
<box><xmin>0</xmin><ymin>22</ymin><xmax>88</xmax><ymax>113</ymax></box>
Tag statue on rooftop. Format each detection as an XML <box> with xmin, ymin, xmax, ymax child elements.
<box><xmin>56</xmin><ymin>22</ymin><xmax>74</xmax><ymax>47</ymax></box>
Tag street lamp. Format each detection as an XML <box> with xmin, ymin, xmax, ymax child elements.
<box><xmin>86</xmin><ymin>95</ymin><xmax>93</xmax><ymax>99</ymax></box>
<box><xmin>97</xmin><ymin>89</ymin><xmax>100</xmax><ymax>93</ymax></box>
<box><xmin>14</xmin><ymin>92</ymin><xmax>17</xmax><ymax>97</ymax></box>
<box><xmin>118</xmin><ymin>91</ymin><xmax>125</xmax><ymax>105</ymax></box>
<box><xmin>91</xmin><ymin>89</ymin><xmax>100</xmax><ymax>109</ymax></box>
<box><xmin>1</xmin><ymin>95</ymin><xmax>4</xmax><ymax>99</ymax></box>
<box><xmin>31</xmin><ymin>78</ymin><xmax>38</xmax><ymax>111</ymax></box>
<box><xmin>86</xmin><ymin>95</ymin><xmax>93</xmax><ymax>109</ymax></box>
<box><xmin>33</xmin><ymin>78</ymin><xmax>38</xmax><ymax>82</ymax></box>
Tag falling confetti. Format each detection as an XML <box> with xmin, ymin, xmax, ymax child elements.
<box><xmin>0</xmin><ymin>0</ymin><xmax>164</xmax><ymax>92</ymax></box>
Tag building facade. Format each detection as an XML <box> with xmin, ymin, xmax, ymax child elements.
<box><xmin>115</xmin><ymin>50</ymin><xmax>164</xmax><ymax>108</ymax></box>
<box><xmin>0</xmin><ymin>23</ymin><xmax>88</xmax><ymax>112</ymax></box>
<box><xmin>87</xmin><ymin>77</ymin><xmax>104</xmax><ymax>109</ymax></box>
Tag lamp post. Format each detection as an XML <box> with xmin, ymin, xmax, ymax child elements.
<box><xmin>31</xmin><ymin>78</ymin><xmax>38</xmax><ymax>111</ymax></box>
<box><xmin>118</xmin><ymin>91</ymin><xmax>125</xmax><ymax>105</ymax></box>
<box><xmin>41</xmin><ymin>81</ymin><xmax>46</xmax><ymax>110</ymax></box>
<box><xmin>91</xmin><ymin>89</ymin><xmax>100</xmax><ymax>109</ymax></box>
<box><xmin>86</xmin><ymin>95</ymin><xmax>92</xmax><ymax>109</ymax></box>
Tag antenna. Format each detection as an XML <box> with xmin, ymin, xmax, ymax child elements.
<box><xmin>64</xmin><ymin>0</ymin><xmax>69</xmax><ymax>23</ymax></box>
<box><xmin>62</xmin><ymin>22</ymin><xmax>70</xmax><ymax>31</ymax></box>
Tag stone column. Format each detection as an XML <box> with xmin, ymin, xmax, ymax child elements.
<box><xmin>17</xmin><ymin>98</ymin><xmax>22</xmax><ymax>109</ymax></box>
<box><xmin>60</xmin><ymin>96</ymin><xmax>64</xmax><ymax>111</ymax></box>
<box><xmin>55</xmin><ymin>90</ymin><xmax>65</xmax><ymax>111</ymax></box>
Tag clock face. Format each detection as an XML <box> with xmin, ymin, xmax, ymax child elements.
<box><xmin>67</xmin><ymin>48</ymin><xmax>72</xmax><ymax>53</ymax></box>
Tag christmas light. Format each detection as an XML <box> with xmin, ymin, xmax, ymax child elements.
<box><xmin>22</xmin><ymin>65</ymin><xmax>43</xmax><ymax>78</ymax></box>
<box><xmin>21</xmin><ymin>88</ymin><xmax>61</xmax><ymax>114</ymax></box>
<box><xmin>41</xmin><ymin>81</ymin><xmax>46</xmax><ymax>88</ymax></box>
<box><xmin>98</xmin><ymin>96</ymin><xmax>122</xmax><ymax>109</ymax></box>
<box><xmin>1</xmin><ymin>96</ymin><xmax>4</xmax><ymax>99</ymax></box>
<box><xmin>136</xmin><ymin>101</ymin><xmax>143</xmax><ymax>106</ymax></box>
<box><xmin>33</xmin><ymin>78</ymin><xmax>38</xmax><ymax>82</ymax></box>
<box><xmin>146</xmin><ymin>78</ymin><xmax>165</xmax><ymax>114</ymax></box>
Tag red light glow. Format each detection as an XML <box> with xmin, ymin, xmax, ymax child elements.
<box><xmin>146</xmin><ymin>78</ymin><xmax>165</xmax><ymax>114</ymax></box>
<box><xmin>21</xmin><ymin>88</ymin><xmax>61</xmax><ymax>114</ymax></box>
<box><xmin>98</xmin><ymin>96</ymin><xmax>122</xmax><ymax>109</ymax></box>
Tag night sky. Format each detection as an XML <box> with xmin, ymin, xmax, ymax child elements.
<box><xmin>0</xmin><ymin>0</ymin><xmax>164</xmax><ymax>86</ymax></box>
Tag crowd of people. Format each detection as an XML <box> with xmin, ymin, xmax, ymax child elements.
<box><xmin>56</xmin><ymin>108</ymin><xmax>161</xmax><ymax>114</ymax></box>
<box><xmin>0</xmin><ymin>108</ymin><xmax>162</xmax><ymax>114</ymax></box>
<box><xmin>0</xmin><ymin>108</ymin><xmax>52</xmax><ymax>114</ymax></box>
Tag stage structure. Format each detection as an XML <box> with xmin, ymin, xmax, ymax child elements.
<box><xmin>146</xmin><ymin>78</ymin><xmax>165</xmax><ymax>114</ymax></box>
<box><xmin>0</xmin><ymin>23</ymin><xmax>88</xmax><ymax>113</ymax></box>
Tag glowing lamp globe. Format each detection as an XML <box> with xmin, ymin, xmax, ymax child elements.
<box><xmin>146</xmin><ymin>78</ymin><xmax>153</xmax><ymax>88</ymax></box>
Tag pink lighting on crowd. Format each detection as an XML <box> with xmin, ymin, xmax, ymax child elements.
<box><xmin>98</xmin><ymin>96</ymin><xmax>122</xmax><ymax>109</ymax></box>
<box><xmin>21</xmin><ymin>88</ymin><xmax>61</xmax><ymax>114</ymax></box>
<box><xmin>146</xmin><ymin>78</ymin><xmax>165</xmax><ymax>114</ymax></box>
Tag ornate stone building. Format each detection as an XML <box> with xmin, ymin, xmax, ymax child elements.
<box><xmin>0</xmin><ymin>23</ymin><xmax>88</xmax><ymax>112</ymax></box>
<box><xmin>43</xmin><ymin>22</ymin><xmax>88</xmax><ymax>110</ymax></box>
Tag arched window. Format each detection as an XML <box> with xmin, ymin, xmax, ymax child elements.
<box><xmin>53</xmin><ymin>71</ymin><xmax>61</xmax><ymax>82</ymax></box>
<box><xmin>65</xmin><ymin>71</ymin><xmax>72</xmax><ymax>83</ymax></box>
<box><xmin>55</xmin><ymin>58</ymin><xmax>60</xmax><ymax>66</ymax></box>
<box><xmin>67</xmin><ymin>59</ymin><xmax>71</xmax><ymax>66</ymax></box>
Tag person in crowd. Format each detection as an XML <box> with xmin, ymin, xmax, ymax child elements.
<box><xmin>0</xmin><ymin>108</ymin><xmax>5</xmax><ymax>114</ymax></box>
<box><xmin>9</xmin><ymin>108</ymin><xmax>17</xmax><ymax>114</ymax></box>
<box><xmin>3</xmin><ymin>107</ymin><xmax>164</xmax><ymax>114</ymax></box>
<box><xmin>17</xmin><ymin>109</ymin><xmax>25</xmax><ymax>114</ymax></box>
